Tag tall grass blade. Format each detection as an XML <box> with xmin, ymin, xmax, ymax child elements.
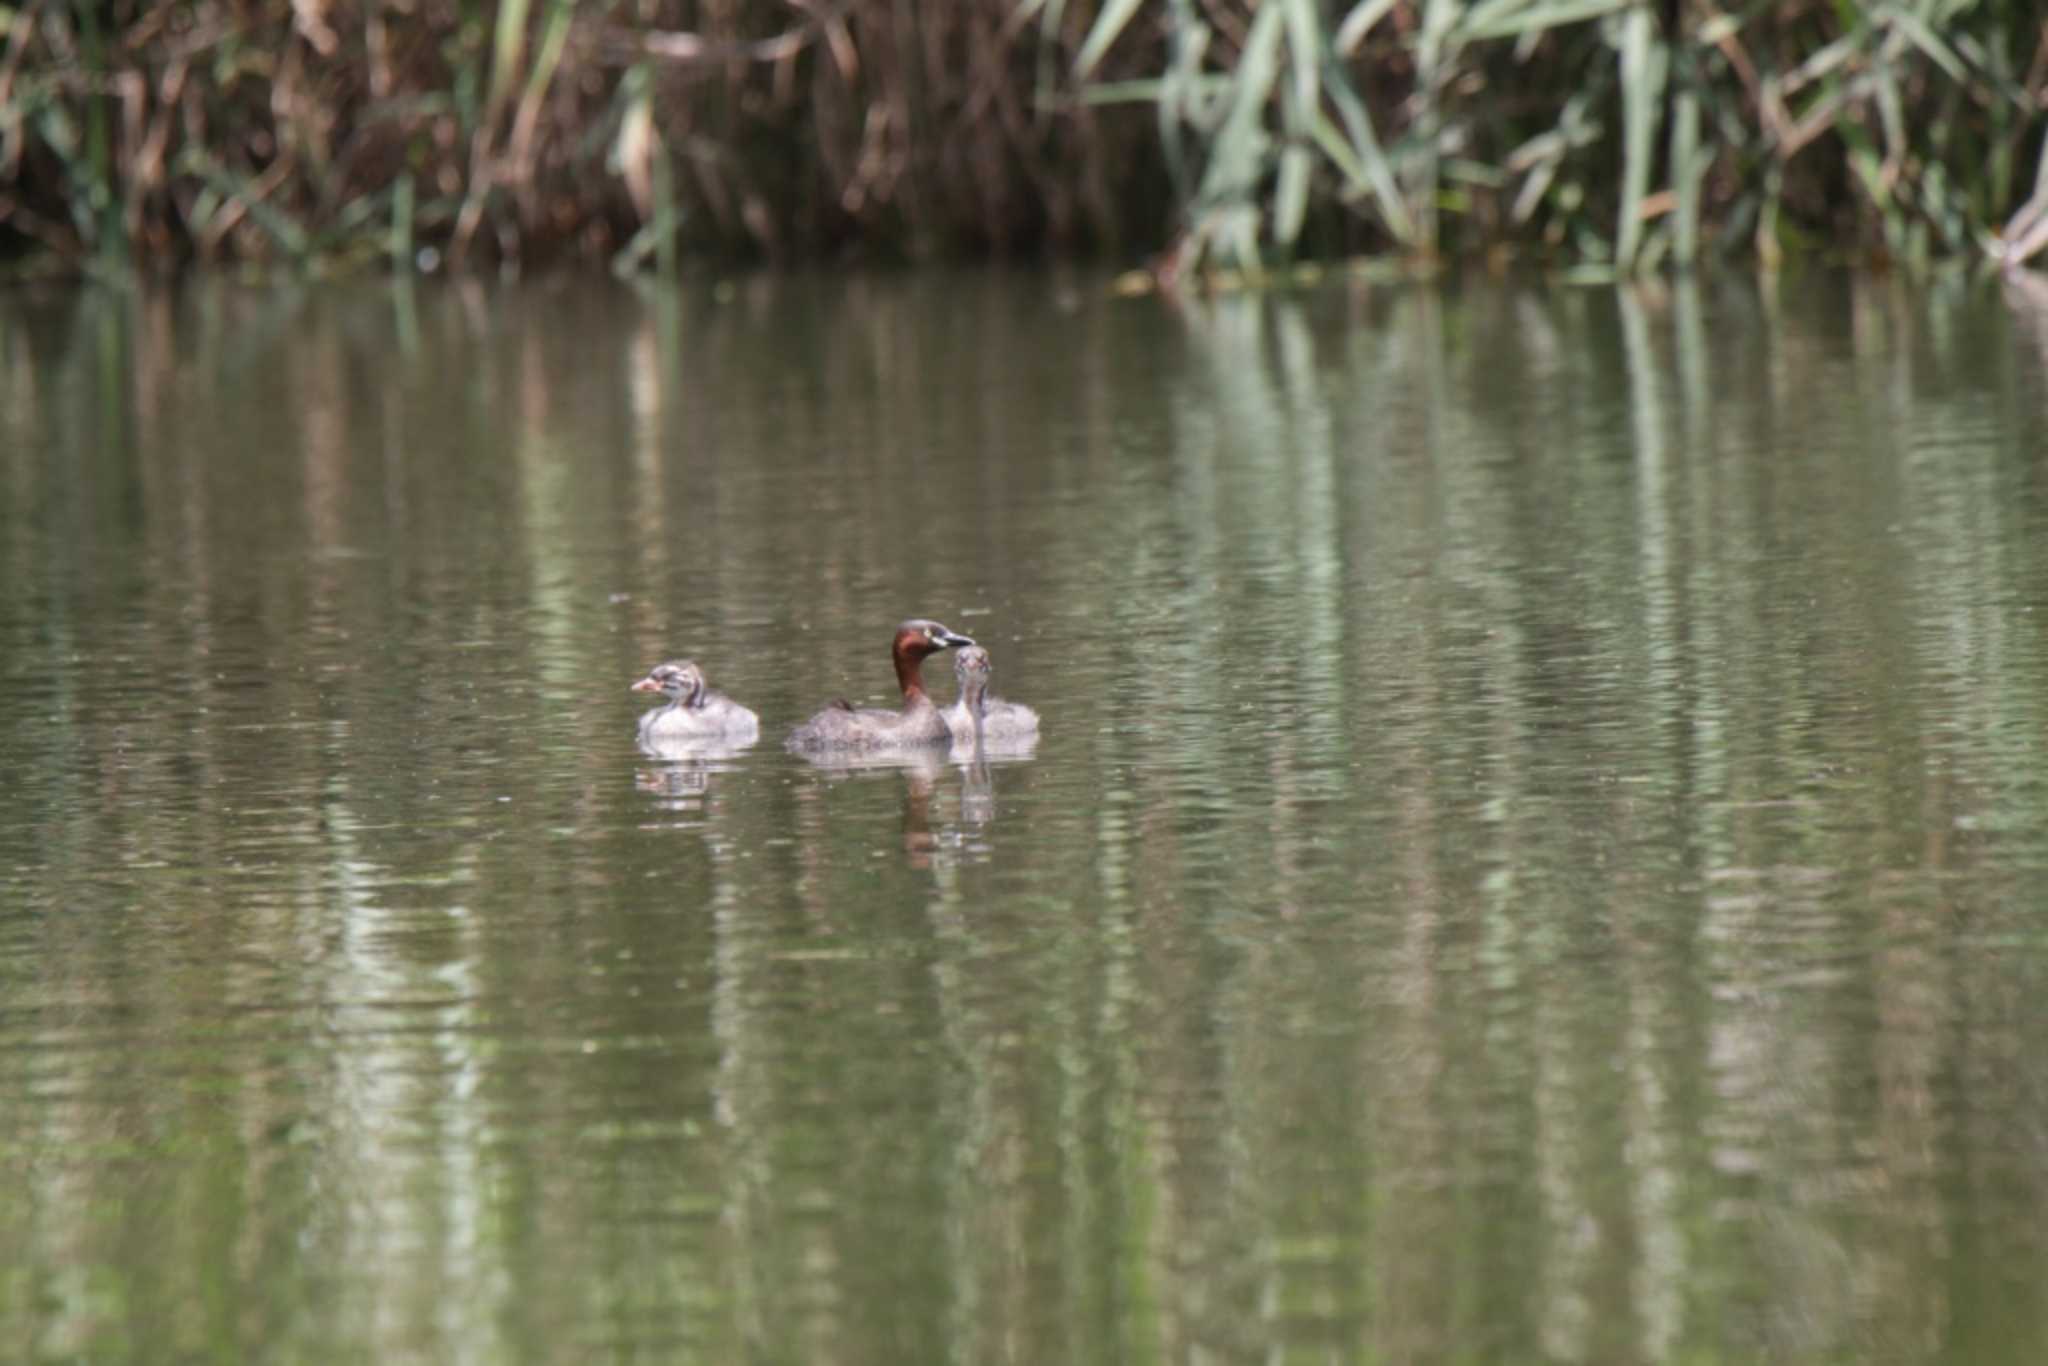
<box><xmin>1409</xmin><ymin>0</ymin><xmax>1470</xmax><ymax>251</ymax></box>
<box><xmin>1031</xmin><ymin>0</ymin><xmax>1068</xmax><ymax>120</ymax></box>
<box><xmin>1757</xmin><ymin>165</ymin><xmax>1784</xmax><ymax>269</ymax></box>
<box><xmin>1776</xmin><ymin>33</ymin><xmax>1861</xmax><ymax>98</ymax></box>
<box><xmin>1271</xmin><ymin>0</ymin><xmax>1322</xmax><ymax>250</ymax></box>
<box><xmin>522</xmin><ymin>2</ymin><xmax>576</xmax><ymax>113</ymax></box>
<box><xmin>1317</xmin><ymin>82</ymin><xmax>1416</xmax><ymax>244</ymax></box>
<box><xmin>1460</xmin><ymin>0</ymin><xmax>1632</xmax><ymax>42</ymax></box>
<box><xmin>1614</xmin><ymin>4</ymin><xmax>1665</xmax><ymax>271</ymax></box>
<box><xmin>509</xmin><ymin>0</ymin><xmax>575</xmax><ymax>186</ymax></box>
<box><xmin>1281</xmin><ymin>0</ymin><xmax>1321</xmax><ymax>117</ymax></box>
<box><xmin>1274</xmin><ymin>146</ymin><xmax>1311</xmax><ymax>247</ymax></box>
<box><xmin>653</xmin><ymin>145</ymin><xmax>677</xmax><ymax>277</ymax></box>
<box><xmin>183</xmin><ymin>150</ymin><xmax>310</xmax><ymax>260</ymax></box>
<box><xmin>1670</xmin><ymin>82</ymin><xmax>1703</xmax><ymax>267</ymax></box>
<box><xmin>489</xmin><ymin>0</ymin><xmax>534</xmax><ymax>113</ymax></box>
<box><xmin>1998</xmin><ymin>133</ymin><xmax>2048</xmax><ymax>267</ymax></box>
<box><xmin>391</xmin><ymin>171</ymin><xmax>415</xmax><ymax>269</ymax></box>
<box><xmin>1080</xmin><ymin>77</ymin><xmax>1232</xmax><ymax>106</ymax></box>
<box><xmin>1195</xmin><ymin>1</ymin><xmax>1286</xmax><ymax>209</ymax></box>
<box><xmin>1156</xmin><ymin>0</ymin><xmax>1208</xmax><ymax>209</ymax></box>
<box><xmin>1335</xmin><ymin>0</ymin><xmax>1402</xmax><ymax>55</ymax></box>
<box><xmin>71</xmin><ymin>0</ymin><xmax>122</xmax><ymax>268</ymax></box>
<box><xmin>1074</xmin><ymin>0</ymin><xmax>1144</xmax><ymax>78</ymax></box>
<box><xmin>1884</xmin><ymin>10</ymin><xmax>1967</xmax><ymax>84</ymax></box>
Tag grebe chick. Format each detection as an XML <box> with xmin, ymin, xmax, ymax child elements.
<box><xmin>787</xmin><ymin>619</ymin><xmax>975</xmax><ymax>751</ymax></box>
<box><xmin>944</xmin><ymin>646</ymin><xmax>1039</xmax><ymax>746</ymax></box>
<box><xmin>632</xmin><ymin>660</ymin><xmax>760</xmax><ymax>747</ymax></box>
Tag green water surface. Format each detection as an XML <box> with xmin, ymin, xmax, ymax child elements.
<box><xmin>4</xmin><ymin>270</ymin><xmax>2048</xmax><ymax>1364</ymax></box>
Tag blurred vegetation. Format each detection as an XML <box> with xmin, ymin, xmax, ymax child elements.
<box><xmin>2</xmin><ymin>0</ymin><xmax>2045</xmax><ymax>277</ymax></box>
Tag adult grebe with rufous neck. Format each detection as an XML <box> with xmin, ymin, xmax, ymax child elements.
<box><xmin>787</xmin><ymin>619</ymin><xmax>976</xmax><ymax>751</ymax></box>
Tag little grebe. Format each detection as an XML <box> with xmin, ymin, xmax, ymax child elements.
<box><xmin>787</xmin><ymin>619</ymin><xmax>975</xmax><ymax>751</ymax></box>
<box><xmin>944</xmin><ymin>646</ymin><xmax>1039</xmax><ymax>747</ymax></box>
<box><xmin>632</xmin><ymin>660</ymin><xmax>760</xmax><ymax>748</ymax></box>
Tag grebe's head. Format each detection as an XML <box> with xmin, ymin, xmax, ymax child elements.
<box><xmin>893</xmin><ymin>619</ymin><xmax>975</xmax><ymax>657</ymax></box>
<box><xmin>953</xmin><ymin>646</ymin><xmax>992</xmax><ymax>681</ymax></box>
<box><xmin>631</xmin><ymin>660</ymin><xmax>706</xmax><ymax>706</ymax></box>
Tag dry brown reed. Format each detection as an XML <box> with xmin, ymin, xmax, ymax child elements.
<box><xmin>0</xmin><ymin>1</ymin><xmax>1164</xmax><ymax>274</ymax></box>
<box><xmin>1</xmin><ymin>1</ymin><xmax>2044</xmax><ymax>276</ymax></box>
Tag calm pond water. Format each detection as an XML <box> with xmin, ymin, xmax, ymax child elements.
<box><xmin>4</xmin><ymin>268</ymin><xmax>2048</xmax><ymax>1363</ymax></box>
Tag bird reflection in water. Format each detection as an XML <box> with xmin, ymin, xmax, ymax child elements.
<box><xmin>959</xmin><ymin>755</ymin><xmax>995</xmax><ymax>833</ymax></box>
<box><xmin>790</xmin><ymin>745</ymin><xmax>1025</xmax><ymax>868</ymax></box>
<box><xmin>946</xmin><ymin>645</ymin><xmax>1038</xmax><ymax>854</ymax></box>
<box><xmin>634</xmin><ymin>735</ymin><xmax>753</xmax><ymax>815</ymax></box>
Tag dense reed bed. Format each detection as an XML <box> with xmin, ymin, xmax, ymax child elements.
<box><xmin>3</xmin><ymin>1</ymin><xmax>2045</xmax><ymax>276</ymax></box>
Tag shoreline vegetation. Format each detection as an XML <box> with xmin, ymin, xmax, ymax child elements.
<box><xmin>4</xmin><ymin>1</ymin><xmax>2046</xmax><ymax>283</ymax></box>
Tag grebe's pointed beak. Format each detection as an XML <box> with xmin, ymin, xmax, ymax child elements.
<box><xmin>631</xmin><ymin>676</ymin><xmax>663</xmax><ymax>693</ymax></box>
<box><xmin>935</xmin><ymin>629</ymin><xmax>975</xmax><ymax>649</ymax></box>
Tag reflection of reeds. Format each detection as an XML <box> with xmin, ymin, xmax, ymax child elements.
<box><xmin>3</xmin><ymin>2</ymin><xmax>2042</xmax><ymax>274</ymax></box>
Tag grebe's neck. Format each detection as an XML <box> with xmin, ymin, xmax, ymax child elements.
<box><xmin>959</xmin><ymin>672</ymin><xmax>988</xmax><ymax>716</ymax></box>
<box><xmin>892</xmin><ymin>635</ymin><xmax>930</xmax><ymax>701</ymax></box>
